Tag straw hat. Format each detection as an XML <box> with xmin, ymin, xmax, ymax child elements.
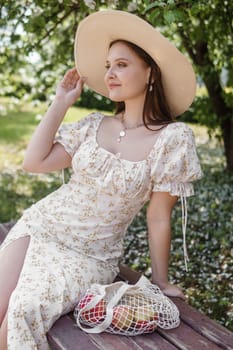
<box><xmin>74</xmin><ymin>10</ymin><xmax>196</xmax><ymax>117</ymax></box>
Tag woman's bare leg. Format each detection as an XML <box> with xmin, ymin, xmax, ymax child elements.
<box><xmin>0</xmin><ymin>237</ymin><xmax>30</xmax><ymax>326</ymax></box>
<box><xmin>0</xmin><ymin>314</ymin><xmax>7</xmax><ymax>350</ymax></box>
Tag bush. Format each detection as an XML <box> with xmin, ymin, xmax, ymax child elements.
<box><xmin>76</xmin><ymin>87</ymin><xmax>114</xmax><ymax>111</ymax></box>
<box><xmin>181</xmin><ymin>95</ymin><xmax>218</xmax><ymax>129</ymax></box>
<box><xmin>0</xmin><ymin>171</ymin><xmax>62</xmax><ymax>222</ymax></box>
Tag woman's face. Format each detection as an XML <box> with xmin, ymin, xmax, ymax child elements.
<box><xmin>104</xmin><ymin>41</ymin><xmax>150</xmax><ymax>102</ymax></box>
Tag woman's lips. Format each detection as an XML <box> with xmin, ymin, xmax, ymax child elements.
<box><xmin>108</xmin><ymin>83</ymin><xmax>121</xmax><ymax>89</ymax></box>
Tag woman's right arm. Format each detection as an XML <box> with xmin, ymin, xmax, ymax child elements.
<box><xmin>147</xmin><ymin>191</ymin><xmax>185</xmax><ymax>300</ymax></box>
<box><xmin>23</xmin><ymin>68</ymin><xmax>85</xmax><ymax>173</ymax></box>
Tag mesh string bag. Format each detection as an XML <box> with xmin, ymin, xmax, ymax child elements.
<box><xmin>74</xmin><ymin>276</ymin><xmax>180</xmax><ymax>335</ymax></box>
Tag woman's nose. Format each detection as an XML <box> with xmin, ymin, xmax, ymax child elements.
<box><xmin>106</xmin><ymin>67</ymin><xmax>116</xmax><ymax>79</ymax></box>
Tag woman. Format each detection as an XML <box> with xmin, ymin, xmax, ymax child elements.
<box><xmin>0</xmin><ymin>10</ymin><xmax>202</xmax><ymax>349</ymax></box>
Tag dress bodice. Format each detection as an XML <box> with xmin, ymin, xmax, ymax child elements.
<box><xmin>27</xmin><ymin>112</ymin><xmax>202</xmax><ymax>263</ymax></box>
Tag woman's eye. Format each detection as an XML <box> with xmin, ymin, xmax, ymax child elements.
<box><xmin>105</xmin><ymin>62</ymin><xmax>127</xmax><ymax>70</ymax></box>
<box><xmin>118</xmin><ymin>62</ymin><xmax>127</xmax><ymax>68</ymax></box>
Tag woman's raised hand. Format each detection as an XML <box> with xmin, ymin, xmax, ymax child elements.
<box><xmin>55</xmin><ymin>68</ymin><xmax>86</xmax><ymax>108</ymax></box>
<box><xmin>23</xmin><ymin>68</ymin><xmax>86</xmax><ymax>173</ymax></box>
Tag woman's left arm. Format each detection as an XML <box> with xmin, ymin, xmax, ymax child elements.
<box><xmin>147</xmin><ymin>191</ymin><xmax>185</xmax><ymax>300</ymax></box>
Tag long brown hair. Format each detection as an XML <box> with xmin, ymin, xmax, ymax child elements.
<box><xmin>109</xmin><ymin>40</ymin><xmax>175</xmax><ymax>129</ymax></box>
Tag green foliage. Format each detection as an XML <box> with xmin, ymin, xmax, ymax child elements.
<box><xmin>1</xmin><ymin>1</ymin><xmax>232</xmax><ymax>126</ymax></box>
<box><xmin>0</xmin><ymin>170</ymin><xmax>61</xmax><ymax>221</ymax></box>
<box><xmin>143</xmin><ymin>0</ymin><xmax>233</xmax><ymax>98</ymax></box>
<box><xmin>76</xmin><ymin>87</ymin><xmax>114</xmax><ymax>111</ymax></box>
<box><xmin>0</xmin><ymin>108</ymin><xmax>38</xmax><ymax>144</ymax></box>
<box><xmin>181</xmin><ymin>95</ymin><xmax>218</xmax><ymax>130</ymax></box>
<box><xmin>1</xmin><ymin>1</ymin><xmax>232</xmax><ymax>103</ymax></box>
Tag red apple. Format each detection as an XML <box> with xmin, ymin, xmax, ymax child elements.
<box><xmin>78</xmin><ymin>294</ymin><xmax>106</xmax><ymax>324</ymax></box>
<box><xmin>78</xmin><ymin>294</ymin><xmax>94</xmax><ymax>309</ymax></box>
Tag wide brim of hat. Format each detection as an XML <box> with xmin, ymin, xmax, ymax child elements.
<box><xmin>74</xmin><ymin>10</ymin><xmax>196</xmax><ymax>117</ymax></box>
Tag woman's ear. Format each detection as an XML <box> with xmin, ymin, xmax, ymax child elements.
<box><xmin>146</xmin><ymin>68</ymin><xmax>151</xmax><ymax>84</ymax></box>
<box><xmin>147</xmin><ymin>68</ymin><xmax>155</xmax><ymax>93</ymax></box>
<box><xmin>147</xmin><ymin>67</ymin><xmax>155</xmax><ymax>85</ymax></box>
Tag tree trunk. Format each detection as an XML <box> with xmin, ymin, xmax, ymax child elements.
<box><xmin>179</xmin><ymin>31</ymin><xmax>233</xmax><ymax>171</ymax></box>
<box><xmin>220</xmin><ymin>118</ymin><xmax>233</xmax><ymax>171</ymax></box>
<box><xmin>204</xmin><ymin>72</ymin><xmax>233</xmax><ymax>172</ymax></box>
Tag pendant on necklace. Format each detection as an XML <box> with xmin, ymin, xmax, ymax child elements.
<box><xmin>117</xmin><ymin>129</ymin><xmax>126</xmax><ymax>142</ymax></box>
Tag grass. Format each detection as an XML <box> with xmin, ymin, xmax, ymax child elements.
<box><xmin>0</xmin><ymin>99</ymin><xmax>232</xmax><ymax>331</ymax></box>
<box><xmin>0</xmin><ymin>99</ymin><xmax>97</xmax><ymax>170</ymax></box>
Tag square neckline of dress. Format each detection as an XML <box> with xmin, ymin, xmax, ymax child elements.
<box><xmin>94</xmin><ymin>112</ymin><xmax>171</xmax><ymax>164</ymax></box>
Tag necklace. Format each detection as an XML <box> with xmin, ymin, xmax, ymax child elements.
<box><xmin>117</xmin><ymin>112</ymin><xmax>144</xmax><ymax>143</ymax></box>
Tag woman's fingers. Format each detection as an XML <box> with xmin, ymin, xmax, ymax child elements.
<box><xmin>60</xmin><ymin>68</ymin><xmax>80</xmax><ymax>90</ymax></box>
<box><xmin>55</xmin><ymin>68</ymin><xmax>86</xmax><ymax>106</ymax></box>
<box><xmin>162</xmin><ymin>283</ymin><xmax>186</xmax><ymax>300</ymax></box>
<box><xmin>75</xmin><ymin>76</ymin><xmax>87</xmax><ymax>91</ymax></box>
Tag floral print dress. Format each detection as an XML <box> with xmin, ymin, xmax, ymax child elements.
<box><xmin>0</xmin><ymin>112</ymin><xmax>202</xmax><ymax>349</ymax></box>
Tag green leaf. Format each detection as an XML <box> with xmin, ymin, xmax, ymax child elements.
<box><xmin>163</xmin><ymin>10</ymin><xmax>176</xmax><ymax>24</ymax></box>
<box><xmin>148</xmin><ymin>10</ymin><xmax>161</xmax><ymax>26</ymax></box>
<box><xmin>143</xmin><ymin>1</ymin><xmax>166</xmax><ymax>14</ymax></box>
<box><xmin>190</xmin><ymin>3</ymin><xmax>201</xmax><ymax>16</ymax></box>
<box><xmin>163</xmin><ymin>9</ymin><xmax>185</xmax><ymax>24</ymax></box>
<box><xmin>143</xmin><ymin>2</ymin><xmax>159</xmax><ymax>14</ymax></box>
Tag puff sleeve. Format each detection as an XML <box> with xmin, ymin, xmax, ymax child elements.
<box><xmin>151</xmin><ymin>122</ymin><xmax>203</xmax><ymax>196</ymax></box>
<box><xmin>151</xmin><ymin>122</ymin><xmax>203</xmax><ymax>270</ymax></box>
<box><xmin>54</xmin><ymin>114</ymin><xmax>92</xmax><ymax>157</ymax></box>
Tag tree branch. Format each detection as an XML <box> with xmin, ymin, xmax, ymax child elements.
<box><xmin>37</xmin><ymin>13</ymin><xmax>72</xmax><ymax>46</ymax></box>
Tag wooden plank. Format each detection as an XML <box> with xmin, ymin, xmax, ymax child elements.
<box><xmin>118</xmin><ymin>264</ymin><xmax>141</xmax><ymax>284</ymax></box>
<box><xmin>87</xmin><ymin>328</ymin><xmax>179</xmax><ymax>350</ymax></box>
<box><xmin>49</xmin><ymin>313</ymin><xmax>179</xmax><ymax>350</ymax></box>
<box><xmin>73</xmin><ymin>306</ymin><xmax>210</xmax><ymax>350</ymax></box>
<box><xmin>130</xmin><ymin>334</ymin><xmax>179</xmax><ymax>350</ymax></box>
<box><xmin>47</xmin><ymin>314</ymin><xmax>100</xmax><ymax>350</ymax></box>
<box><xmin>158</xmin><ymin>321</ymin><xmax>223</xmax><ymax>350</ymax></box>
<box><xmin>49</xmin><ymin>315</ymin><xmax>224</xmax><ymax>350</ymax></box>
<box><xmin>0</xmin><ymin>221</ymin><xmax>14</xmax><ymax>243</ymax></box>
<box><xmin>88</xmin><ymin>332</ymin><xmax>144</xmax><ymax>350</ymax></box>
<box><xmin>172</xmin><ymin>298</ymin><xmax>233</xmax><ymax>350</ymax></box>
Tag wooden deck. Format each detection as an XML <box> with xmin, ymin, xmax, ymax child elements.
<box><xmin>1</xmin><ymin>222</ymin><xmax>233</xmax><ymax>350</ymax></box>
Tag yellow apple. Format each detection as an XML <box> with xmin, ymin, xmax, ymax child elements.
<box><xmin>112</xmin><ymin>305</ymin><xmax>135</xmax><ymax>330</ymax></box>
